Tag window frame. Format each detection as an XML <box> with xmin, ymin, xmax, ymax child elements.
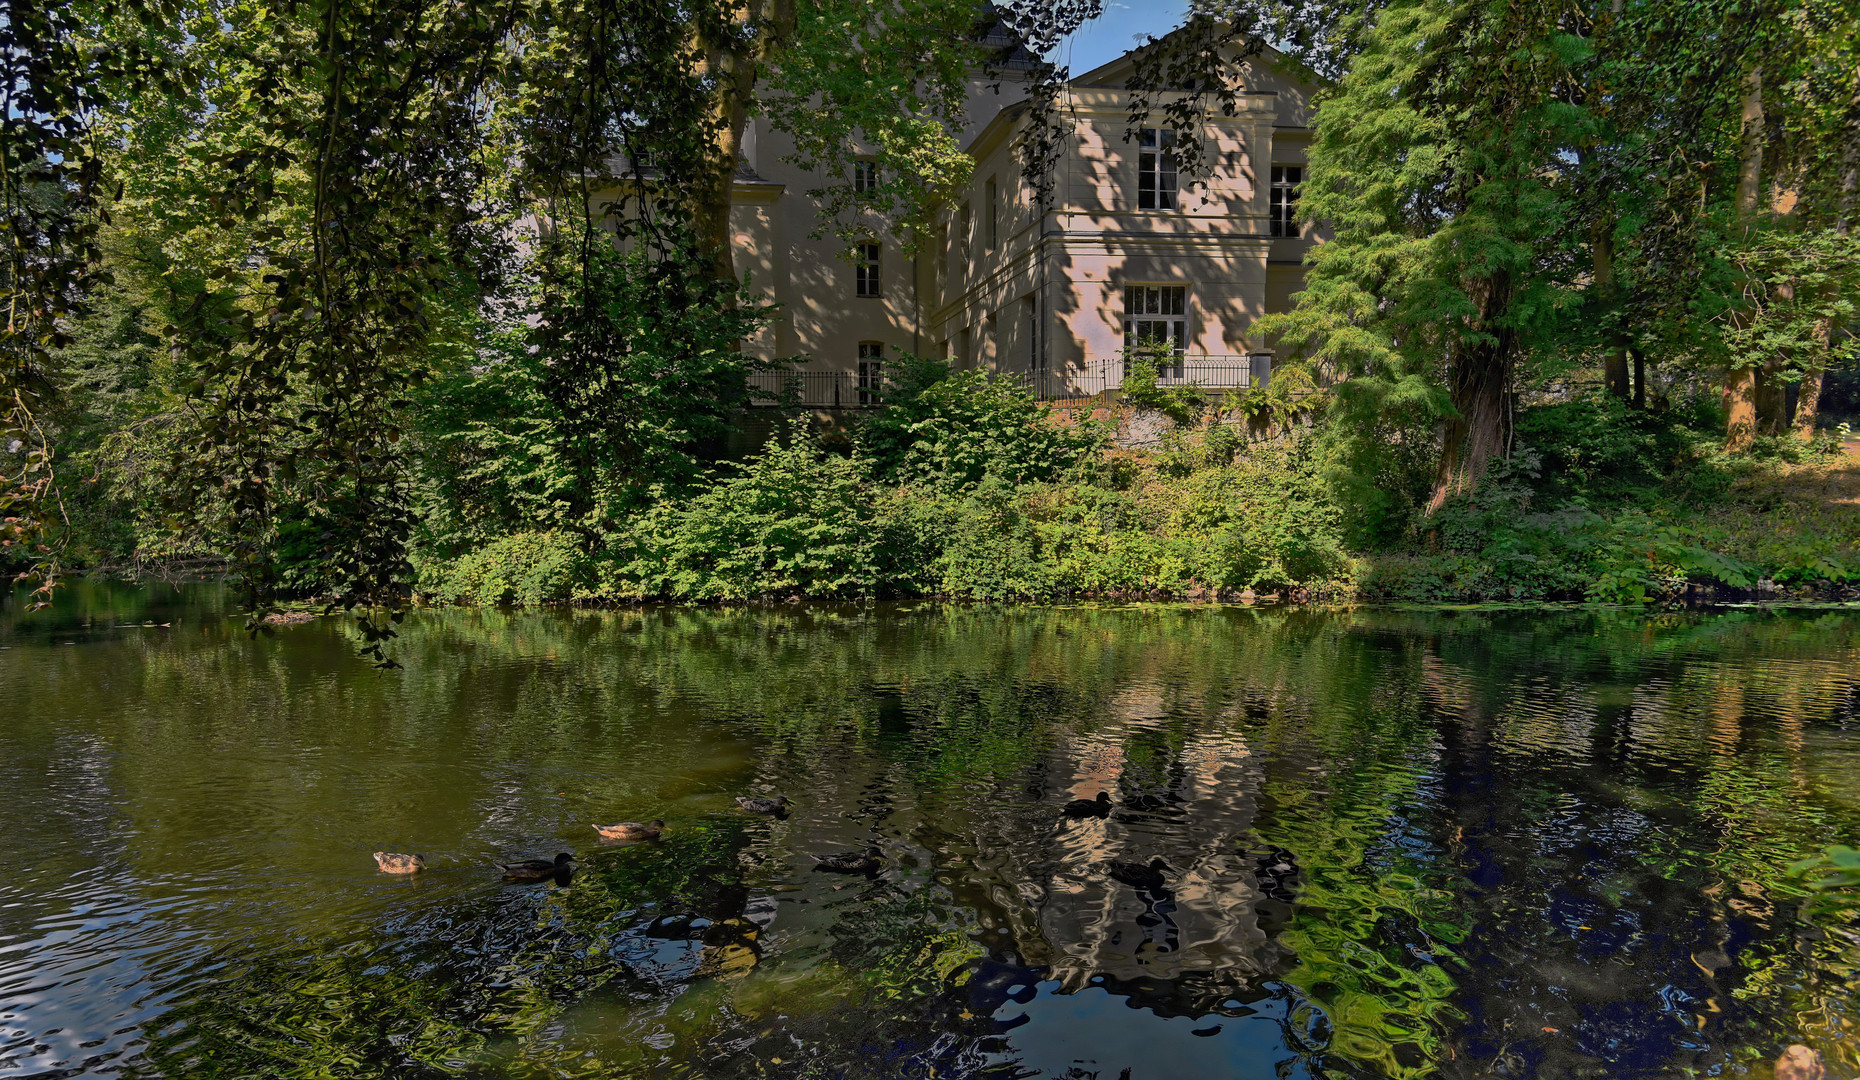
<box><xmin>1269</xmin><ymin>165</ymin><xmax>1303</xmax><ymax>238</ymax></box>
<box><xmin>1123</xmin><ymin>284</ymin><xmax>1188</xmax><ymax>379</ymax></box>
<box><xmin>1137</xmin><ymin>128</ymin><xmax>1179</xmax><ymax>211</ymax></box>
<box><xmin>857</xmin><ymin>342</ymin><xmax>884</xmax><ymax>403</ymax></box>
<box><xmin>855</xmin><ymin>242</ymin><xmax>881</xmax><ymax>298</ymax></box>
<box><xmin>853</xmin><ymin>158</ymin><xmax>879</xmax><ymax>198</ymax></box>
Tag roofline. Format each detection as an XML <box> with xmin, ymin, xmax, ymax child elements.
<box><xmin>1067</xmin><ymin>23</ymin><xmax>1319</xmax><ymax>89</ymax></box>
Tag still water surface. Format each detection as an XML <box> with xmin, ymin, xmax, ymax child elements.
<box><xmin>2</xmin><ymin>584</ymin><xmax>1857</xmax><ymax>1079</ymax></box>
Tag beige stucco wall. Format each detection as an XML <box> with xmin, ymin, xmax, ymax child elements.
<box><xmin>591</xmin><ymin>44</ymin><xmax>1327</xmax><ymax>384</ymax></box>
<box><xmin>913</xmin><ymin>47</ymin><xmax>1326</xmax><ymax>386</ymax></box>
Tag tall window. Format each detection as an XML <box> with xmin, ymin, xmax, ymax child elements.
<box><xmin>1270</xmin><ymin>166</ymin><xmax>1303</xmax><ymax>237</ymax></box>
<box><xmin>854</xmin><ymin>159</ymin><xmax>879</xmax><ymax>197</ymax></box>
<box><xmin>985</xmin><ymin>176</ymin><xmax>999</xmax><ymax>248</ymax></box>
<box><xmin>857</xmin><ymin>342</ymin><xmax>884</xmax><ymax>403</ymax></box>
<box><xmin>1124</xmin><ymin>285</ymin><xmax>1187</xmax><ymax>378</ymax></box>
<box><xmin>959</xmin><ymin>202</ymin><xmax>972</xmax><ymax>259</ymax></box>
<box><xmin>855</xmin><ymin>243</ymin><xmax>881</xmax><ymax>298</ymax></box>
<box><xmin>1137</xmin><ymin>128</ymin><xmax>1179</xmax><ymax>210</ymax></box>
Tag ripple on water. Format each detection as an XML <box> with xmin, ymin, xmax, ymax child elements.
<box><xmin>0</xmin><ymin>594</ymin><xmax>1857</xmax><ymax>1079</ymax></box>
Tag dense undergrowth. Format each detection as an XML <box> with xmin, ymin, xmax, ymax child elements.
<box><xmin>414</xmin><ymin>365</ymin><xmax>1860</xmax><ymax>607</ymax></box>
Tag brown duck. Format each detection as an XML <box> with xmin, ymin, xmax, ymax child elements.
<box><xmin>373</xmin><ymin>852</ymin><xmax>426</xmax><ymax>874</ymax></box>
<box><xmin>592</xmin><ymin>819</ymin><xmax>665</xmax><ymax>841</ymax></box>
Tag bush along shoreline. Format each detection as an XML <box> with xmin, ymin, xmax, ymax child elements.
<box><xmin>410</xmin><ymin>361</ymin><xmax>1860</xmax><ymax>610</ymax></box>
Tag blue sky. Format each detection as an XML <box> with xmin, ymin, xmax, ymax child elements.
<box><xmin>1059</xmin><ymin>1</ymin><xmax>1192</xmax><ymax>75</ymax></box>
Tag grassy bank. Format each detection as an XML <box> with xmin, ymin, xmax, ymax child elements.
<box><xmin>414</xmin><ymin>372</ymin><xmax>1860</xmax><ymax>608</ymax></box>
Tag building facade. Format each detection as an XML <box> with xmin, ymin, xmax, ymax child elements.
<box><xmin>722</xmin><ymin>36</ymin><xmax>1325</xmax><ymax>403</ymax></box>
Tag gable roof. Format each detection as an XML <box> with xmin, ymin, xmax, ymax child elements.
<box><xmin>1068</xmin><ymin>24</ymin><xmax>1316</xmax><ymax>91</ymax></box>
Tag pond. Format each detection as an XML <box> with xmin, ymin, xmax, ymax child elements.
<box><xmin>2</xmin><ymin>583</ymin><xmax>1857</xmax><ymax>1079</ymax></box>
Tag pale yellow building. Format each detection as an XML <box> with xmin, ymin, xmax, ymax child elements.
<box><xmin>729</xmin><ymin>32</ymin><xmax>1326</xmax><ymax>404</ymax></box>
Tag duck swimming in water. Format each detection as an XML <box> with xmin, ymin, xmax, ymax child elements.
<box><xmin>735</xmin><ymin>796</ymin><xmax>791</xmax><ymax>814</ymax></box>
<box><xmin>373</xmin><ymin>852</ymin><xmax>425</xmax><ymax>874</ymax></box>
<box><xmin>1106</xmin><ymin>857</ymin><xmax>1172</xmax><ymax>892</ymax></box>
<box><xmin>1062</xmin><ymin>791</ymin><xmax>1112</xmax><ymax>819</ymax></box>
<box><xmin>592</xmin><ymin>819</ymin><xmax>664</xmax><ymax>841</ymax></box>
<box><xmin>815</xmin><ymin>846</ymin><xmax>884</xmax><ymax>873</ymax></box>
<box><xmin>497</xmin><ymin>852</ymin><xmax>575</xmax><ymax>880</ymax></box>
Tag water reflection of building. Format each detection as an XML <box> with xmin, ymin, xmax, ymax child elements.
<box><xmin>946</xmin><ymin>709</ymin><xmax>1299</xmax><ymax>1010</ymax></box>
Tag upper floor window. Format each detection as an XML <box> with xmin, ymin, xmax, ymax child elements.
<box><xmin>854</xmin><ymin>158</ymin><xmax>879</xmax><ymax>197</ymax></box>
<box><xmin>1137</xmin><ymin>128</ymin><xmax>1179</xmax><ymax>210</ymax></box>
<box><xmin>1124</xmin><ymin>284</ymin><xmax>1187</xmax><ymax>378</ymax></box>
<box><xmin>985</xmin><ymin>176</ymin><xmax>999</xmax><ymax>248</ymax></box>
<box><xmin>857</xmin><ymin>342</ymin><xmax>884</xmax><ymax>403</ymax></box>
<box><xmin>1270</xmin><ymin>166</ymin><xmax>1303</xmax><ymax>237</ymax></box>
<box><xmin>855</xmin><ymin>243</ymin><xmax>881</xmax><ymax>298</ymax></box>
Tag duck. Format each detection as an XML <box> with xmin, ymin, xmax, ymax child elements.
<box><xmin>814</xmin><ymin>846</ymin><xmax>884</xmax><ymax>873</ymax></box>
<box><xmin>497</xmin><ymin>852</ymin><xmax>576</xmax><ymax>880</ymax></box>
<box><xmin>373</xmin><ymin>851</ymin><xmax>425</xmax><ymax>874</ymax></box>
<box><xmin>592</xmin><ymin>819</ymin><xmax>664</xmax><ymax>841</ymax></box>
<box><xmin>1106</xmin><ymin>857</ymin><xmax>1172</xmax><ymax>892</ymax></box>
<box><xmin>735</xmin><ymin>796</ymin><xmax>791</xmax><ymax>814</ymax></box>
<box><xmin>1062</xmin><ymin>791</ymin><xmax>1112</xmax><ymax>819</ymax></box>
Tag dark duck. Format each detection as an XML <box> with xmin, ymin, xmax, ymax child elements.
<box><xmin>814</xmin><ymin>846</ymin><xmax>884</xmax><ymax>873</ymax></box>
<box><xmin>735</xmin><ymin>796</ymin><xmax>791</xmax><ymax>815</ymax></box>
<box><xmin>1062</xmin><ymin>791</ymin><xmax>1112</xmax><ymax>820</ymax></box>
<box><xmin>497</xmin><ymin>852</ymin><xmax>576</xmax><ymax>880</ymax></box>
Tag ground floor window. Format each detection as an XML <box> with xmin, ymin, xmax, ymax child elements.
<box><xmin>1124</xmin><ymin>285</ymin><xmax>1187</xmax><ymax>378</ymax></box>
<box><xmin>857</xmin><ymin>342</ymin><xmax>884</xmax><ymax>403</ymax></box>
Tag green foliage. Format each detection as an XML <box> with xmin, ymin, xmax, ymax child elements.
<box><xmin>1581</xmin><ymin>512</ymin><xmax>1759</xmax><ymax>604</ymax></box>
<box><xmin>419</xmin><ymin>531</ymin><xmax>588</xmax><ymax>607</ymax></box>
<box><xmin>1719</xmin><ymin>230</ymin><xmax>1860</xmax><ymax>386</ymax></box>
<box><xmin>600</xmin><ymin>434</ymin><xmax>885</xmax><ymax>601</ymax></box>
<box><xmin>1788</xmin><ymin>845</ymin><xmax>1860</xmax><ymax>893</ymax></box>
<box><xmin>413</xmin><ymin>243</ymin><xmax>774</xmax><ymax>556</ymax></box>
<box><xmin>854</xmin><ymin>358</ymin><xmax>1104</xmax><ymax>495</ymax></box>
<box><xmin>1118</xmin><ymin>347</ymin><xmax>1207</xmax><ymax>425</ymax></box>
<box><xmin>1514</xmin><ymin>395</ymin><xmax>1714</xmax><ymax>505</ymax></box>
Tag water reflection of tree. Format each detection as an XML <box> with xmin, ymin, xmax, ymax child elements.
<box><xmin>15</xmin><ymin>594</ymin><xmax>1860</xmax><ymax>1079</ymax></box>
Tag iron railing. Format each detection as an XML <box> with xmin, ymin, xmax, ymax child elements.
<box><xmin>744</xmin><ymin>355</ymin><xmax>1328</xmax><ymax>408</ymax></box>
<box><xmin>745</xmin><ymin>369</ymin><xmax>884</xmax><ymax>408</ymax></box>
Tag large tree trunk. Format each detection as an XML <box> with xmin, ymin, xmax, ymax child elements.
<box><xmin>1725</xmin><ymin>64</ymin><xmax>1767</xmax><ymax>452</ymax></box>
<box><xmin>691</xmin><ymin>0</ymin><xmax>796</xmax><ymax>283</ymax></box>
<box><xmin>1793</xmin><ymin>366</ymin><xmax>1824</xmax><ymax>440</ymax></box>
<box><xmin>1593</xmin><ymin>221</ymin><xmax>1630</xmax><ymax>399</ymax></box>
<box><xmin>1428</xmin><ymin>277</ymin><xmax>1514</xmax><ymax>513</ymax></box>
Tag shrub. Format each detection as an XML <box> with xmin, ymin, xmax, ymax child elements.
<box><xmin>934</xmin><ymin>475</ymin><xmax>1066</xmax><ymax>600</ymax></box>
<box><xmin>855</xmin><ymin>358</ymin><xmax>1104</xmax><ymax>494</ymax></box>
<box><xmin>601</xmin><ymin>435</ymin><xmax>883</xmax><ymax>600</ymax></box>
<box><xmin>421</xmin><ymin>531</ymin><xmax>587</xmax><ymax>606</ymax></box>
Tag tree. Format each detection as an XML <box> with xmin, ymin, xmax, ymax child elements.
<box><xmin>18</xmin><ymin>0</ymin><xmax>1017</xmax><ymax>646</ymax></box>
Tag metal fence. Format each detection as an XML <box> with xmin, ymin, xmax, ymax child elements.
<box><xmin>746</xmin><ymin>354</ymin><xmax>1318</xmax><ymax>409</ymax></box>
